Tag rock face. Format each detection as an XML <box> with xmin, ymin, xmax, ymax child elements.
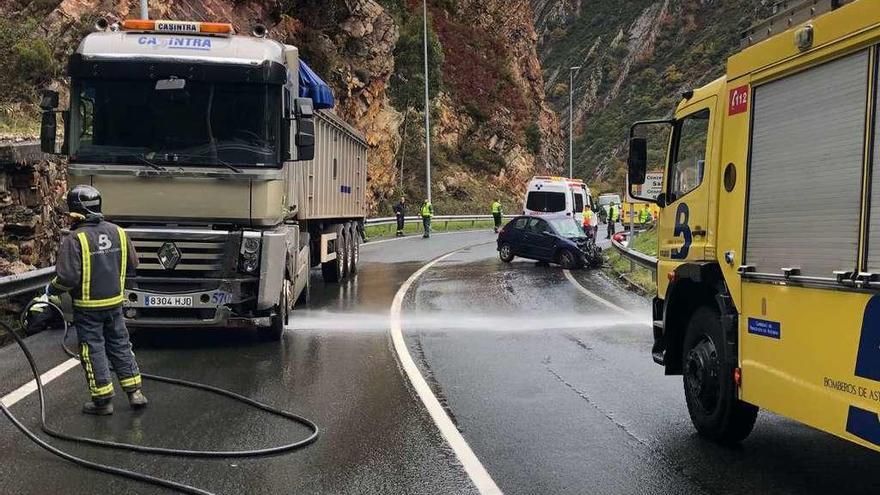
<box><xmin>0</xmin><ymin>142</ymin><xmax>67</xmax><ymax>275</ymax></box>
<box><xmin>0</xmin><ymin>0</ymin><xmax>563</xmax><ymax>214</ymax></box>
<box><xmin>537</xmin><ymin>0</ymin><xmax>771</xmax><ymax>191</ymax></box>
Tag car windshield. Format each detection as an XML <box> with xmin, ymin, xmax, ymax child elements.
<box><xmin>70</xmin><ymin>78</ymin><xmax>280</xmax><ymax>167</ymax></box>
<box><xmin>549</xmin><ymin>218</ymin><xmax>584</xmax><ymax>238</ymax></box>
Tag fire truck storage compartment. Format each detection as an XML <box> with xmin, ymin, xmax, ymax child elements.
<box><xmin>745</xmin><ymin>50</ymin><xmax>869</xmax><ymax>279</ymax></box>
<box><xmin>288</xmin><ymin>110</ymin><xmax>367</xmax><ymax>220</ymax></box>
<box><xmin>869</xmin><ymin>62</ymin><xmax>880</xmax><ymax>274</ymax></box>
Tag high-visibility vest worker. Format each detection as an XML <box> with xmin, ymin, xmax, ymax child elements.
<box><xmin>639</xmin><ymin>208</ymin><xmax>651</xmax><ymax>223</ymax></box>
<box><xmin>609</xmin><ymin>204</ymin><xmax>620</xmax><ymax>222</ymax></box>
<box><xmin>421</xmin><ymin>201</ymin><xmax>434</xmax><ymax>217</ymax></box>
<box><xmin>582</xmin><ymin>208</ymin><xmax>595</xmax><ymax>227</ymax></box>
<box><xmin>491</xmin><ymin>201</ymin><xmax>502</xmax><ymax>214</ymax></box>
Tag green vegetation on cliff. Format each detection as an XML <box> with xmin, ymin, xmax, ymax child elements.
<box><xmin>539</xmin><ymin>0</ymin><xmax>772</xmax><ymax>194</ymax></box>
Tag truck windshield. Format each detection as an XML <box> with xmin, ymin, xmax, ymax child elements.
<box><xmin>70</xmin><ymin>79</ymin><xmax>280</xmax><ymax>168</ymax></box>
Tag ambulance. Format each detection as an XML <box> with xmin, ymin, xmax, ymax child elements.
<box><xmin>626</xmin><ymin>0</ymin><xmax>880</xmax><ymax>450</ymax></box>
<box><xmin>523</xmin><ymin>176</ymin><xmax>592</xmax><ymax>225</ymax></box>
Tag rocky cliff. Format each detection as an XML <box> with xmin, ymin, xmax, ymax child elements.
<box><xmin>534</xmin><ymin>0</ymin><xmax>772</xmax><ymax>193</ymax></box>
<box><xmin>0</xmin><ymin>0</ymin><xmax>563</xmax><ymax>215</ymax></box>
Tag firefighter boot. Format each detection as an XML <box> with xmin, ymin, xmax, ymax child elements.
<box><xmin>128</xmin><ymin>390</ymin><xmax>149</xmax><ymax>409</ymax></box>
<box><xmin>82</xmin><ymin>398</ymin><xmax>114</xmax><ymax>416</ymax></box>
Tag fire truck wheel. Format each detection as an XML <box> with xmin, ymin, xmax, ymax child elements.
<box><xmin>682</xmin><ymin>306</ymin><xmax>758</xmax><ymax>444</ymax></box>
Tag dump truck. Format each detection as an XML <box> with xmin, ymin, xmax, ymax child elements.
<box><xmin>39</xmin><ymin>19</ymin><xmax>368</xmax><ymax>339</ymax></box>
<box><xmin>627</xmin><ymin>0</ymin><xmax>880</xmax><ymax>450</ymax></box>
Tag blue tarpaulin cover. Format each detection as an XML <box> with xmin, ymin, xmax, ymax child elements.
<box><xmin>299</xmin><ymin>60</ymin><xmax>335</xmax><ymax>109</ymax></box>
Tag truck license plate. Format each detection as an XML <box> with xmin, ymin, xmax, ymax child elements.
<box><xmin>144</xmin><ymin>296</ymin><xmax>194</xmax><ymax>307</ymax></box>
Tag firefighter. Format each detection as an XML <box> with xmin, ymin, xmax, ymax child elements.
<box><xmin>491</xmin><ymin>199</ymin><xmax>503</xmax><ymax>233</ymax></box>
<box><xmin>420</xmin><ymin>199</ymin><xmax>434</xmax><ymax>238</ymax></box>
<box><xmin>40</xmin><ymin>185</ymin><xmax>147</xmax><ymax>415</ymax></box>
<box><xmin>606</xmin><ymin>202</ymin><xmax>620</xmax><ymax>239</ymax></box>
<box><xmin>394</xmin><ymin>197</ymin><xmax>406</xmax><ymax>237</ymax></box>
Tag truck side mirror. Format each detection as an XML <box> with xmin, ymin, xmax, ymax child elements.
<box><xmin>39</xmin><ymin>90</ymin><xmax>60</xmax><ymax>154</ymax></box>
<box><xmin>293</xmin><ymin>97</ymin><xmax>315</xmax><ymax>162</ymax></box>
<box><xmin>627</xmin><ymin>137</ymin><xmax>647</xmax><ymax>185</ymax></box>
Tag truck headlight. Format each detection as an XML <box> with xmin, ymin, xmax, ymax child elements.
<box><xmin>240</xmin><ymin>232</ymin><xmax>261</xmax><ymax>273</ymax></box>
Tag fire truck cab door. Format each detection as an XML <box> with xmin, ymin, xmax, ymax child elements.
<box><xmin>658</xmin><ymin>99</ymin><xmax>716</xmax><ymax>277</ymax></box>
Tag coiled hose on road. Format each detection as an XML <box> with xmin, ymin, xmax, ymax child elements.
<box><xmin>0</xmin><ymin>301</ymin><xmax>319</xmax><ymax>495</ymax></box>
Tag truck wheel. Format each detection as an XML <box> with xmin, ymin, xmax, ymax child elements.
<box><xmin>682</xmin><ymin>306</ymin><xmax>758</xmax><ymax>444</ymax></box>
<box><xmin>339</xmin><ymin>224</ymin><xmax>351</xmax><ymax>280</ymax></box>
<box><xmin>321</xmin><ymin>224</ymin><xmax>346</xmax><ymax>283</ymax></box>
<box><xmin>260</xmin><ymin>281</ymin><xmax>289</xmax><ymax>341</ymax></box>
<box><xmin>350</xmin><ymin>222</ymin><xmax>360</xmax><ymax>275</ymax></box>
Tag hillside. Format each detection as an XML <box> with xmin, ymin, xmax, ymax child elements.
<box><xmin>0</xmin><ymin>0</ymin><xmax>563</xmax><ymax>215</ymax></box>
<box><xmin>533</xmin><ymin>0</ymin><xmax>773</xmax><ymax>194</ymax></box>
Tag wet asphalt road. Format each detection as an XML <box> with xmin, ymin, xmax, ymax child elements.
<box><xmin>2</xmin><ymin>229</ymin><xmax>880</xmax><ymax>494</ymax></box>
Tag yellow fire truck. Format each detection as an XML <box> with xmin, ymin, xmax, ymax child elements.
<box><xmin>627</xmin><ymin>0</ymin><xmax>880</xmax><ymax>449</ymax></box>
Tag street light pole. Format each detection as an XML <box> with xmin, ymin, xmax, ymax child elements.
<box><xmin>140</xmin><ymin>0</ymin><xmax>149</xmax><ymax>19</ymax></box>
<box><xmin>568</xmin><ymin>66</ymin><xmax>581</xmax><ymax>179</ymax></box>
<box><xmin>422</xmin><ymin>0</ymin><xmax>433</xmax><ymax>203</ymax></box>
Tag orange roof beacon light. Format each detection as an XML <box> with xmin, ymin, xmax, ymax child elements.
<box><xmin>121</xmin><ymin>19</ymin><xmax>233</xmax><ymax>36</ymax></box>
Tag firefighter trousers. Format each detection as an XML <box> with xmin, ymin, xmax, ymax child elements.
<box><xmin>396</xmin><ymin>213</ymin><xmax>405</xmax><ymax>234</ymax></box>
<box><xmin>74</xmin><ymin>307</ymin><xmax>142</xmax><ymax>400</ymax></box>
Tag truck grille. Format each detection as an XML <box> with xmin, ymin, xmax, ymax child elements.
<box><xmin>127</xmin><ymin>229</ymin><xmax>232</xmax><ymax>276</ymax></box>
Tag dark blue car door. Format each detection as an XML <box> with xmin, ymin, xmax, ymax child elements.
<box><xmin>525</xmin><ymin>218</ymin><xmax>555</xmax><ymax>260</ymax></box>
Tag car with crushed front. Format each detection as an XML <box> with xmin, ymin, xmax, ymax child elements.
<box><xmin>497</xmin><ymin>216</ymin><xmax>601</xmax><ymax>269</ymax></box>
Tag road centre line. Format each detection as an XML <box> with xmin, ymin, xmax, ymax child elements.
<box><xmin>563</xmin><ymin>269</ymin><xmax>630</xmax><ymax>315</ymax></box>
<box><xmin>2</xmin><ymin>357</ymin><xmax>79</xmax><ymax>408</ymax></box>
<box><xmin>390</xmin><ymin>246</ymin><xmax>503</xmax><ymax>495</ymax></box>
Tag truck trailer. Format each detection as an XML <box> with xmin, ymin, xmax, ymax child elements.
<box><xmin>39</xmin><ymin>19</ymin><xmax>368</xmax><ymax>339</ymax></box>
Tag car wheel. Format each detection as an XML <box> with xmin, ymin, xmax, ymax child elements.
<box><xmin>499</xmin><ymin>243</ymin><xmax>515</xmax><ymax>262</ymax></box>
<box><xmin>557</xmin><ymin>249</ymin><xmax>579</xmax><ymax>269</ymax></box>
<box><xmin>683</xmin><ymin>306</ymin><xmax>758</xmax><ymax>444</ymax></box>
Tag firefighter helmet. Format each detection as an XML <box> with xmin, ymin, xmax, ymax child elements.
<box><xmin>67</xmin><ymin>185</ymin><xmax>102</xmax><ymax>217</ymax></box>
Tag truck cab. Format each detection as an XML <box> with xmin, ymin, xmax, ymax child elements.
<box><xmin>40</xmin><ymin>19</ymin><xmax>367</xmax><ymax>339</ymax></box>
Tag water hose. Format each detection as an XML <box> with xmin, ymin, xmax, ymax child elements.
<box><xmin>0</xmin><ymin>300</ymin><xmax>319</xmax><ymax>495</ymax></box>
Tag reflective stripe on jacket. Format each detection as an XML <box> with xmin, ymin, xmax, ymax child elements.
<box><xmin>49</xmin><ymin>216</ymin><xmax>138</xmax><ymax>310</ymax></box>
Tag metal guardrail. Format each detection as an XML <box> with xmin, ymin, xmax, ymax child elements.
<box><xmin>611</xmin><ymin>236</ymin><xmax>658</xmax><ymax>271</ymax></box>
<box><xmin>0</xmin><ymin>215</ymin><xmax>508</xmax><ymax>299</ymax></box>
<box><xmin>0</xmin><ymin>266</ymin><xmax>55</xmax><ymax>299</ymax></box>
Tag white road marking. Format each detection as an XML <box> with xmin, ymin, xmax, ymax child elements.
<box><xmin>390</xmin><ymin>249</ymin><xmax>504</xmax><ymax>495</ymax></box>
<box><xmin>1</xmin><ymin>357</ymin><xmax>79</xmax><ymax>408</ymax></box>
<box><xmin>563</xmin><ymin>269</ymin><xmax>630</xmax><ymax>315</ymax></box>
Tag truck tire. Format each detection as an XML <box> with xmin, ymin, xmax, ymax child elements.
<box><xmin>260</xmin><ymin>279</ymin><xmax>290</xmax><ymax>341</ymax></box>
<box><xmin>341</xmin><ymin>223</ymin><xmax>353</xmax><ymax>279</ymax></box>
<box><xmin>321</xmin><ymin>224</ymin><xmax>346</xmax><ymax>283</ymax></box>
<box><xmin>349</xmin><ymin>222</ymin><xmax>360</xmax><ymax>275</ymax></box>
<box><xmin>682</xmin><ymin>306</ymin><xmax>758</xmax><ymax>444</ymax></box>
